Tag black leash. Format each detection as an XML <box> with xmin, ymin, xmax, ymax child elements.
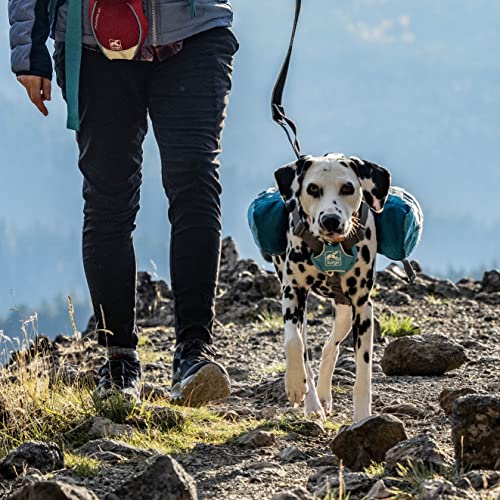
<box><xmin>271</xmin><ymin>0</ymin><xmax>303</xmax><ymax>159</ymax></box>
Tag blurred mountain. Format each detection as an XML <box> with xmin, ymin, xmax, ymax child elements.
<box><xmin>0</xmin><ymin>0</ymin><xmax>498</xmax><ymax>336</ymax></box>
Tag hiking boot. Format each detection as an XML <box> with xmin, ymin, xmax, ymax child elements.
<box><xmin>171</xmin><ymin>339</ymin><xmax>231</xmax><ymax>406</ymax></box>
<box><xmin>96</xmin><ymin>352</ymin><xmax>142</xmax><ymax>402</ymax></box>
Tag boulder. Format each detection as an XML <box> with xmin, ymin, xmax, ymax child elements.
<box><xmin>382</xmin><ymin>403</ymin><xmax>426</xmax><ymax>419</ymax></box>
<box><xmin>439</xmin><ymin>387</ymin><xmax>476</xmax><ymax>416</ymax></box>
<box><xmin>330</xmin><ymin>415</ymin><xmax>407</xmax><ymax>471</ymax></box>
<box><xmin>451</xmin><ymin>394</ymin><xmax>500</xmax><ymax>470</ymax></box>
<box><xmin>384</xmin><ymin>434</ymin><xmax>452</xmax><ymax>474</ymax></box>
<box><xmin>366</xmin><ymin>480</ymin><xmax>392</xmax><ymax>499</ymax></box>
<box><xmin>381</xmin><ymin>334</ymin><xmax>467</xmax><ymax>376</ymax></box>
<box><xmin>106</xmin><ymin>455</ymin><xmax>197</xmax><ymax>500</ymax></box>
<box><xmin>8</xmin><ymin>481</ymin><xmax>98</xmax><ymax>500</ymax></box>
<box><xmin>237</xmin><ymin>430</ymin><xmax>276</xmax><ymax>448</ymax></box>
<box><xmin>0</xmin><ymin>442</ymin><xmax>64</xmax><ymax>479</ymax></box>
<box><xmin>481</xmin><ymin>270</ymin><xmax>500</xmax><ymax>293</ymax></box>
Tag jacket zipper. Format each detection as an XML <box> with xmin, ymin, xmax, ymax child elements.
<box><xmin>151</xmin><ymin>0</ymin><xmax>159</xmax><ymax>46</ymax></box>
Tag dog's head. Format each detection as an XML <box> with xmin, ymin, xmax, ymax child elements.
<box><xmin>275</xmin><ymin>153</ymin><xmax>391</xmax><ymax>242</ymax></box>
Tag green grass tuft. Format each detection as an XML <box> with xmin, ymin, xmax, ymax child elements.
<box><xmin>379</xmin><ymin>313</ymin><xmax>420</xmax><ymax>338</ymax></box>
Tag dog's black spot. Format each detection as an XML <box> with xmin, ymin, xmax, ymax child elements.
<box><xmin>306</xmin><ymin>275</ymin><xmax>315</xmax><ymax>285</ymax></box>
<box><xmin>318</xmin><ymin>273</ymin><xmax>326</xmax><ymax>281</ymax></box>
<box><xmin>364</xmin><ymin>351</ymin><xmax>370</xmax><ymax>363</ymax></box>
<box><xmin>284</xmin><ymin>285</ymin><xmax>293</xmax><ymax>300</ymax></box>
<box><xmin>277</xmin><ymin>270</ymin><xmax>283</xmax><ymax>281</ymax></box>
<box><xmin>287</xmin><ymin>198</ymin><xmax>297</xmax><ymax>212</ymax></box>
<box><xmin>365</xmin><ymin>227</ymin><xmax>372</xmax><ymax>240</ymax></box>
<box><xmin>358</xmin><ymin>318</ymin><xmax>371</xmax><ymax>335</ymax></box>
<box><xmin>363</xmin><ymin>190</ymin><xmax>374</xmax><ymax>208</ymax></box>
<box><xmin>361</xmin><ymin>245</ymin><xmax>371</xmax><ymax>264</ymax></box>
<box><xmin>367</xmin><ymin>269</ymin><xmax>374</xmax><ymax>281</ymax></box>
<box><xmin>360</xmin><ymin>278</ymin><xmax>367</xmax><ymax>288</ymax></box>
<box><xmin>346</xmin><ymin>277</ymin><xmax>357</xmax><ymax>288</ymax></box>
<box><xmin>357</xmin><ymin>337</ymin><xmax>361</xmax><ymax>349</ymax></box>
<box><xmin>354</xmin><ymin>267</ymin><xmax>361</xmax><ymax>277</ymax></box>
<box><xmin>348</xmin><ymin>287</ymin><xmax>357</xmax><ymax>296</ymax></box>
<box><xmin>298</xmin><ymin>263</ymin><xmax>305</xmax><ymax>273</ymax></box>
<box><xmin>357</xmin><ymin>294</ymin><xmax>369</xmax><ymax>307</ymax></box>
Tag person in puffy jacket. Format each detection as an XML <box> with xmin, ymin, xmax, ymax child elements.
<box><xmin>9</xmin><ymin>0</ymin><xmax>239</xmax><ymax>405</ymax></box>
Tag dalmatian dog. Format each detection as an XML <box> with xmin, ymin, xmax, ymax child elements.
<box><xmin>272</xmin><ymin>153</ymin><xmax>391</xmax><ymax>422</ymax></box>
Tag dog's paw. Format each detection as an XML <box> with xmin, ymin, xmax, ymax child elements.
<box><xmin>319</xmin><ymin>397</ymin><xmax>332</xmax><ymax>415</ymax></box>
<box><xmin>285</xmin><ymin>364</ymin><xmax>308</xmax><ymax>406</ymax></box>
<box><xmin>305</xmin><ymin>395</ymin><xmax>326</xmax><ymax>422</ymax></box>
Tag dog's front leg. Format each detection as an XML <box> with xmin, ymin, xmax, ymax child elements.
<box><xmin>316</xmin><ymin>303</ymin><xmax>352</xmax><ymax>413</ymax></box>
<box><xmin>352</xmin><ymin>300</ymin><xmax>374</xmax><ymax>421</ymax></box>
<box><xmin>282</xmin><ymin>283</ymin><xmax>308</xmax><ymax>406</ymax></box>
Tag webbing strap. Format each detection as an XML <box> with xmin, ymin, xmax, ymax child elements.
<box><xmin>65</xmin><ymin>0</ymin><xmax>82</xmax><ymax>131</ymax></box>
<box><xmin>271</xmin><ymin>0</ymin><xmax>302</xmax><ymax>159</ymax></box>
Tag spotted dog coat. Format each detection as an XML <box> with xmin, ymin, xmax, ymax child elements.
<box><xmin>272</xmin><ymin>153</ymin><xmax>391</xmax><ymax>422</ymax></box>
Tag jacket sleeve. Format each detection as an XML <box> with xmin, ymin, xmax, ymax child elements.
<box><xmin>9</xmin><ymin>0</ymin><xmax>53</xmax><ymax>79</ymax></box>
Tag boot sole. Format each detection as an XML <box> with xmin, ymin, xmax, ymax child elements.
<box><xmin>171</xmin><ymin>363</ymin><xmax>231</xmax><ymax>407</ymax></box>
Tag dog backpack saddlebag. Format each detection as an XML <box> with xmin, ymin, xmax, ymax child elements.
<box><xmin>247</xmin><ymin>188</ymin><xmax>289</xmax><ymax>256</ymax></box>
<box><xmin>374</xmin><ymin>186</ymin><xmax>423</xmax><ymax>261</ymax></box>
<box><xmin>90</xmin><ymin>0</ymin><xmax>148</xmax><ymax>60</ymax></box>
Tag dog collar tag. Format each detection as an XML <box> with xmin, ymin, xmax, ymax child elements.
<box><xmin>311</xmin><ymin>243</ymin><xmax>358</xmax><ymax>275</ymax></box>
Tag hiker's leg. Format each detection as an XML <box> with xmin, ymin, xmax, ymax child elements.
<box><xmin>76</xmin><ymin>49</ymin><xmax>148</xmax><ymax>349</ymax></box>
<box><xmin>148</xmin><ymin>27</ymin><xmax>239</xmax><ymax>344</ymax></box>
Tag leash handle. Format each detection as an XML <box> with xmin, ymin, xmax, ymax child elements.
<box><xmin>271</xmin><ymin>0</ymin><xmax>302</xmax><ymax>159</ymax></box>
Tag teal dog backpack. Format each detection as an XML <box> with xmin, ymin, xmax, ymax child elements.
<box><xmin>247</xmin><ymin>185</ymin><xmax>423</xmax><ymax>276</ymax></box>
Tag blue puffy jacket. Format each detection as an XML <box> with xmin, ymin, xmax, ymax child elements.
<box><xmin>9</xmin><ymin>0</ymin><xmax>233</xmax><ymax>129</ymax></box>
<box><xmin>9</xmin><ymin>0</ymin><xmax>233</xmax><ymax>78</ymax></box>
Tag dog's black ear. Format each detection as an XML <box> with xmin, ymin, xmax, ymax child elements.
<box><xmin>274</xmin><ymin>156</ymin><xmax>312</xmax><ymax>202</ymax></box>
<box><xmin>349</xmin><ymin>156</ymin><xmax>391</xmax><ymax>213</ymax></box>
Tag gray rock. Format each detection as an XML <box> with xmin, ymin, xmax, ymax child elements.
<box><xmin>330</xmin><ymin>415</ymin><xmax>407</xmax><ymax>471</ymax></box>
<box><xmin>307</xmin><ymin>455</ymin><xmax>339</xmax><ymax>468</ymax></box>
<box><xmin>88</xmin><ymin>417</ymin><xmax>134</xmax><ymax>440</ymax></box>
<box><xmin>220</xmin><ymin>236</ymin><xmax>240</xmax><ymax>270</ymax></box>
<box><xmin>106</xmin><ymin>455</ymin><xmax>197</xmax><ymax>500</ymax></box>
<box><xmin>451</xmin><ymin>394</ymin><xmax>500</xmax><ymax>470</ymax></box>
<box><xmin>271</xmin><ymin>486</ymin><xmax>310</xmax><ymax>500</ymax></box>
<box><xmin>366</xmin><ymin>480</ymin><xmax>392</xmax><ymax>499</ymax></box>
<box><xmin>418</xmin><ymin>479</ymin><xmax>463</xmax><ymax>500</ymax></box>
<box><xmin>439</xmin><ymin>387</ymin><xmax>476</xmax><ymax>416</ymax></box>
<box><xmin>279</xmin><ymin>446</ymin><xmax>307</xmax><ymax>463</ymax></box>
<box><xmin>381</xmin><ymin>334</ymin><xmax>467</xmax><ymax>376</ymax></box>
<box><xmin>0</xmin><ymin>442</ymin><xmax>64</xmax><ymax>479</ymax></box>
<box><xmin>237</xmin><ymin>430</ymin><xmax>276</xmax><ymax>448</ymax></box>
<box><xmin>141</xmin><ymin>383</ymin><xmax>170</xmax><ymax>401</ymax></box>
<box><xmin>382</xmin><ymin>403</ymin><xmax>426</xmax><ymax>419</ymax></box>
<box><xmin>384</xmin><ymin>434</ymin><xmax>453</xmax><ymax>474</ymax></box>
<box><xmin>481</xmin><ymin>270</ymin><xmax>500</xmax><ymax>293</ymax></box>
<box><xmin>76</xmin><ymin>439</ymin><xmax>154</xmax><ymax>462</ymax></box>
<box><xmin>454</xmin><ymin>470</ymin><xmax>500</xmax><ymax>490</ymax></box>
<box><xmin>310</xmin><ymin>470</ymin><xmax>375</xmax><ymax>498</ymax></box>
<box><xmin>8</xmin><ymin>481</ymin><xmax>99</xmax><ymax>500</ymax></box>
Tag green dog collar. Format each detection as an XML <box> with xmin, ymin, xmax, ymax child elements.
<box><xmin>311</xmin><ymin>243</ymin><xmax>358</xmax><ymax>275</ymax></box>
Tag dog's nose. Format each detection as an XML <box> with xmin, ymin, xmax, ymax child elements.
<box><xmin>320</xmin><ymin>214</ymin><xmax>342</xmax><ymax>233</ymax></box>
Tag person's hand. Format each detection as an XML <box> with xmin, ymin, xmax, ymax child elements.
<box><xmin>17</xmin><ymin>75</ymin><xmax>51</xmax><ymax>116</ymax></box>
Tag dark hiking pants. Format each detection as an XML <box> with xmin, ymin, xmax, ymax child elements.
<box><xmin>54</xmin><ymin>27</ymin><xmax>239</xmax><ymax>349</ymax></box>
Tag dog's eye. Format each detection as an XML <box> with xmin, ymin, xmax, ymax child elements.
<box><xmin>307</xmin><ymin>183</ymin><xmax>322</xmax><ymax>198</ymax></box>
<box><xmin>340</xmin><ymin>182</ymin><xmax>355</xmax><ymax>196</ymax></box>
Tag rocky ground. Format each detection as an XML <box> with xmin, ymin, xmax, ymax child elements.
<box><xmin>0</xmin><ymin>237</ymin><xmax>499</xmax><ymax>499</ymax></box>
